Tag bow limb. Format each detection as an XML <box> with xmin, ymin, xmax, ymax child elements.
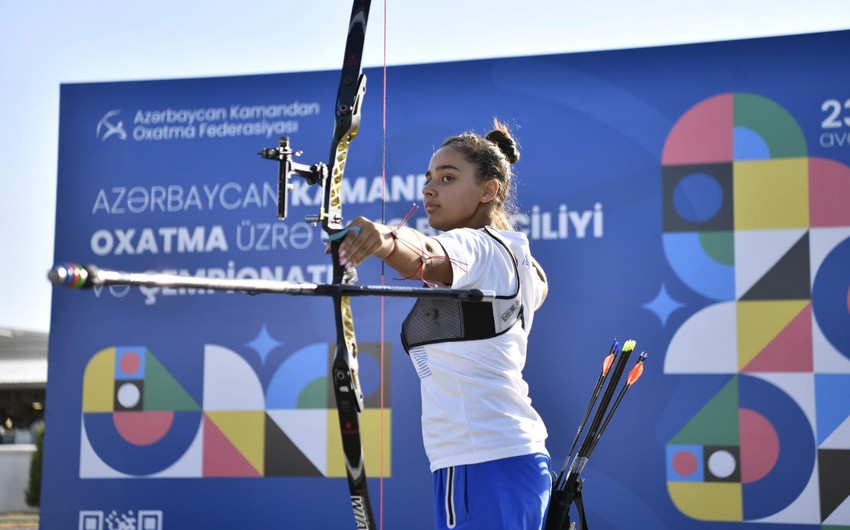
<box><xmin>323</xmin><ymin>0</ymin><xmax>370</xmax><ymax>234</ymax></box>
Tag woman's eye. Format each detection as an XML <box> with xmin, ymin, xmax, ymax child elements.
<box><xmin>441</xmin><ymin>175</ymin><xmax>454</xmax><ymax>183</ymax></box>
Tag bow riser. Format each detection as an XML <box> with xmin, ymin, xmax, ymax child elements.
<box><xmin>323</xmin><ymin>74</ymin><xmax>365</xmax><ymax>232</ymax></box>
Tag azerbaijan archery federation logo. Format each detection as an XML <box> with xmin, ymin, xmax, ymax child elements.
<box><xmin>96</xmin><ymin>109</ymin><xmax>127</xmax><ymax>142</ymax></box>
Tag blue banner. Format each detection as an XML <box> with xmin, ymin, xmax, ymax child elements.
<box><xmin>46</xmin><ymin>30</ymin><xmax>850</xmax><ymax>529</ymax></box>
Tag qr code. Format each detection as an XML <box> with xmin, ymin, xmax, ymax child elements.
<box><xmin>78</xmin><ymin>510</ymin><xmax>163</xmax><ymax>530</ymax></box>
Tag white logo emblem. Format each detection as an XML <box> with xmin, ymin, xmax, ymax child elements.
<box><xmin>96</xmin><ymin>110</ymin><xmax>127</xmax><ymax>142</ymax></box>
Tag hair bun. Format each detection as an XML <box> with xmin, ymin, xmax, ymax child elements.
<box><xmin>485</xmin><ymin>127</ymin><xmax>520</xmax><ymax>164</ymax></box>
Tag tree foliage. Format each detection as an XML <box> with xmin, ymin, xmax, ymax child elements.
<box><xmin>24</xmin><ymin>425</ymin><xmax>43</xmax><ymax>507</ymax></box>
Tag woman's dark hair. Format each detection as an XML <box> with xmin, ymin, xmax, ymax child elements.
<box><xmin>439</xmin><ymin>118</ymin><xmax>520</xmax><ymax>230</ymax></box>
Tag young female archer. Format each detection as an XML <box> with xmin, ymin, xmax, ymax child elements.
<box><xmin>338</xmin><ymin>119</ymin><xmax>551</xmax><ymax>530</ymax></box>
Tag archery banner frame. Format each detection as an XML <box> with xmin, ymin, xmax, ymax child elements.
<box><xmin>44</xmin><ymin>30</ymin><xmax>850</xmax><ymax>529</ymax></box>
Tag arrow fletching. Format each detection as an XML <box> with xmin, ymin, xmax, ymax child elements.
<box><xmin>626</xmin><ymin>352</ymin><xmax>647</xmax><ymax>386</ymax></box>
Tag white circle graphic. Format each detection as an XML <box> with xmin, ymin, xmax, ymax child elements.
<box><xmin>707</xmin><ymin>449</ymin><xmax>736</xmax><ymax>478</ymax></box>
<box><xmin>117</xmin><ymin>382</ymin><xmax>141</xmax><ymax>408</ymax></box>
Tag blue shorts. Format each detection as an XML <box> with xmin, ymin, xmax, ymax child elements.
<box><xmin>432</xmin><ymin>453</ymin><xmax>552</xmax><ymax>530</ymax></box>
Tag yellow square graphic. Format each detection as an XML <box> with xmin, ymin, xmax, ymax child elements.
<box><xmin>668</xmin><ymin>482</ymin><xmax>743</xmax><ymax>521</ymax></box>
<box><xmin>733</xmin><ymin>159</ymin><xmax>809</xmax><ymax>230</ymax></box>
<box><xmin>327</xmin><ymin>409</ymin><xmax>392</xmax><ymax>478</ymax></box>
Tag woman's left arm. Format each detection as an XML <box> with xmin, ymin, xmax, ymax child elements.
<box><xmin>531</xmin><ymin>256</ymin><xmax>548</xmax><ymax>309</ymax></box>
<box><xmin>337</xmin><ymin>216</ymin><xmax>453</xmax><ymax>285</ymax></box>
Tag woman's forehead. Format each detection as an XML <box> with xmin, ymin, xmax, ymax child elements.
<box><xmin>429</xmin><ymin>146</ymin><xmax>471</xmax><ymax>168</ymax></box>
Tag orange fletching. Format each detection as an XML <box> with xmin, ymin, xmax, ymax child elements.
<box><xmin>602</xmin><ymin>353</ymin><xmax>615</xmax><ymax>375</ymax></box>
<box><xmin>627</xmin><ymin>361</ymin><xmax>645</xmax><ymax>386</ymax></box>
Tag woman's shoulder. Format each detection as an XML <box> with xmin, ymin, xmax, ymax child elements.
<box><xmin>436</xmin><ymin>227</ymin><xmax>530</xmax><ymax>263</ymax></box>
<box><xmin>482</xmin><ymin>227</ymin><xmax>530</xmax><ymax>253</ymax></box>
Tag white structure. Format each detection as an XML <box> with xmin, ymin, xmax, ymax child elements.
<box><xmin>0</xmin><ymin>444</ymin><xmax>37</xmax><ymax>513</ymax></box>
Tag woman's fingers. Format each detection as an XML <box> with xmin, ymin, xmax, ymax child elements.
<box><xmin>338</xmin><ymin>217</ymin><xmax>379</xmax><ymax>267</ymax></box>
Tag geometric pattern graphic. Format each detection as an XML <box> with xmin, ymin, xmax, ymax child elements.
<box><xmin>80</xmin><ymin>332</ymin><xmax>391</xmax><ymax>480</ymax></box>
<box><xmin>666</xmin><ymin>375</ymin><xmax>815</xmax><ymax>522</ymax></box>
<box><xmin>660</xmin><ymin>93</ymin><xmax>850</xmax><ymax>525</ymax></box>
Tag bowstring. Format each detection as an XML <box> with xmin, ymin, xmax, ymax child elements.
<box><xmin>378</xmin><ymin>0</ymin><xmax>388</xmax><ymax>528</ymax></box>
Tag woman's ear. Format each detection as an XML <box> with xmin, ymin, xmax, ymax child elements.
<box><xmin>481</xmin><ymin>180</ymin><xmax>499</xmax><ymax>203</ymax></box>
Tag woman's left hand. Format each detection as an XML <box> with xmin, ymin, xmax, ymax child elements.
<box><xmin>337</xmin><ymin>217</ymin><xmax>393</xmax><ymax>268</ymax></box>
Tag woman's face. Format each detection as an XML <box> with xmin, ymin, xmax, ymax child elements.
<box><xmin>423</xmin><ymin>146</ymin><xmax>495</xmax><ymax>231</ymax></box>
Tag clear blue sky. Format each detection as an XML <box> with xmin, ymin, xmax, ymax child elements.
<box><xmin>1</xmin><ymin>0</ymin><xmax>848</xmax><ymax>333</ymax></box>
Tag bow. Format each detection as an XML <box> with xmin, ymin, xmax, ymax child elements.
<box><xmin>260</xmin><ymin>1</ymin><xmax>375</xmax><ymax>527</ymax></box>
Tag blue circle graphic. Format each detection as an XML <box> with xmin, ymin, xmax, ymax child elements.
<box><xmin>812</xmin><ymin>237</ymin><xmax>850</xmax><ymax>359</ymax></box>
<box><xmin>673</xmin><ymin>173</ymin><xmax>724</xmax><ymax>223</ymax></box>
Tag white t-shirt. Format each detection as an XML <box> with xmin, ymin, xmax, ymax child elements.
<box><xmin>407</xmin><ymin>227</ymin><xmax>549</xmax><ymax>472</ymax></box>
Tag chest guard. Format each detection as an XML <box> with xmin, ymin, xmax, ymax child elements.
<box><xmin>401</xmin><ymin>227</ymin><xmax>524</xmax><ymax>353</ymax></box>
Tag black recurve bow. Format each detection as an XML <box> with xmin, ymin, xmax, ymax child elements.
<box><xmin>261</xmin><ymin>2</ymin><xmax>376</xmax><ymax>527</ymax></box>
<box><xmin>305</xmin><ymin>0</ymin><xmax>373</xmax><ymax>527</ymax></box>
